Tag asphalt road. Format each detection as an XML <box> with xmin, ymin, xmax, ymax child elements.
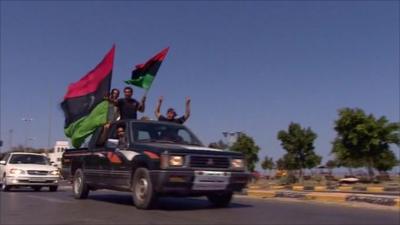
<box><xmin>0</xmin><ymin>186</ymin><xmax>399</xmax><ymax>225</ymax></box>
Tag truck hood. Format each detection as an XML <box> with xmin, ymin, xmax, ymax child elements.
<box><xmin>134</xmin><ymin>142</ymin><xmax>243</xmax><ymax>157</ymax></box>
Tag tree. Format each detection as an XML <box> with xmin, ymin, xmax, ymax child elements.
<box><xmin>331</xmin><ymin>147</ymin><xmax>363</xmax><ymax>176</ymax></box>
<box><xmin>230</xmin><ymin>133</ymin><xmax>260</xmax><ymax>172</ymax></box>
<box><xmin>261</xmin><ymin>156</ymin><xmax>275</xmax><ymax>177</ymax></box>
<box><xmin>373</xmin><ymin>149</ymin><xmax>398</xmax><ymax>173</ymax></box>
<box><xmin>277</xmin><ymin>122</ymin><xmax>322</xmax><ymax>181</ymax></box>
<box><xmin>331</xmin><ymin>108</ymin><xmax>400</xmax><ymax>179</ymax></box>
<box><xmin>325</xmin><ymin>159</ymin><xmax>338</xmax><ymax>175</ymax></box>
<box><xmin>276</xmin><ymin>153</ymin><xmax>299</xmax><ymax>171</ymax></box>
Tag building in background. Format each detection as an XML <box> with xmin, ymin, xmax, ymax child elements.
<box><xmin>48</xmin><ymin>141</ymin><xmax>69</xmax><ymax>168</ymax></box>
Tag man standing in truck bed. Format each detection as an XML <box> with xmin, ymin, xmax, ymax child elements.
<box><xmin>118</xmin><ymin>86</ymin><xmax>146</xmax><ymax>120</ymax></box>
<box><xmin>155</xmin><ymin>96</ymin><xmax>191</xmax><ymax>124</ymax></box>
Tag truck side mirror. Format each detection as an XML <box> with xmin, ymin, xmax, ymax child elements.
<box><xmin>106</xmin><ymin>139</ymin><xmax>119</xmax><ymax>149</ymax></box>
<box><xmin>0</xmin><ymin>160</ymin><xmax>6</xmax><ymax>165</ymax></box>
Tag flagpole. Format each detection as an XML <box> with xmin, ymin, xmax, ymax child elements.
<box><xmin>143</xmin><ymin>89</ymin><xmax>149</xmax><ymax>97</ymax></box>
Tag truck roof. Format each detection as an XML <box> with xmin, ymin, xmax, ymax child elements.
<box><xmin>123</xmin><ymin>119</ymin><xmax>186</xmax><ymax>126</ymax></box>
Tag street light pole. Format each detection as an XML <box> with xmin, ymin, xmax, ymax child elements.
<box><xmin>28</xmin><ymin>137</ymin><xmax>36</xmax><ymax>149</ymax></box>
<box><xmin>47</xmin><ymin>79</ymin><xmax>52</xmax><ymax>154</ymax></box>
<box><xmin>21</xmin><ymin>117</ymin><xmax>33</xmax><ymax>149</ymax></box>
<box><xmin>8</xmin><ymin>129</ymin><xmax>13</xmax><ymax>150</ymax></box>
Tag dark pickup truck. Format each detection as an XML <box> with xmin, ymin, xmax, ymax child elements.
<box><xmin>62</xmin><ymin>120</ymin><xmax>250</xmax><ymax>209</ymax></box>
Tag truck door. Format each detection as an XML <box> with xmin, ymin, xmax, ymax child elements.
<box><xmin>85</xmin><ymin>127</ymin><xmax>113</xmax><ymax>186</ymax></box>
<box><xmin>107</xmin><ymin>122</ymin><xmax>132</xmax><ymax>189</ymax></box>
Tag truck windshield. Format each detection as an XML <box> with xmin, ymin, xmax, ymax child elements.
<box><xmin>9</xmin><ymin>154</ymin><xmax>50</xmax><ymax>165</ymax></box>
<box><xmin>132</xmin><ymin>122</ymin><xmax>203</xmax><ymax>146</ymax></box>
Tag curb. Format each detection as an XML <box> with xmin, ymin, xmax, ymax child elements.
<box><xmin>246</xmin><ymin>189</ymin><xmax>400</xmax><ymax>208</ymax></box>
<box><xmin>306</xmin><ymin>192</ymin><xmax>346</xmax><ymax>203</ymax></box>
<box><xmin>248</xmin><ymin>185</ymin><xmax>400</xmax><ymax>193</ymax></box>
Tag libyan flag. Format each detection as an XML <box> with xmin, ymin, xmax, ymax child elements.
<box><xmin>61</xmin><ymin>46</ymin><xmax>115</xmax><ymax>148</ymax></box>
<box><xmin>125</xmin><ymin>47</ymin><xmax>169</xmax><ymax>90</ymax></box>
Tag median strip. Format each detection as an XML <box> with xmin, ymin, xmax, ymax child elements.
<box><xmin>246</xmin><ymin>189</ymin><xmax>400</xmax><ymax>208</ymax></box>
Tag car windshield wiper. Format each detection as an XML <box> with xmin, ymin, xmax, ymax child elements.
<box><xmin>153</xmin><ymin>140</ymin><xmax>176</xmax><ymax>144</ymax></box>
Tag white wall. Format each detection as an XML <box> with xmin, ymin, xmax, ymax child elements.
<box><xmin>48</xmin><ymin>141</ymin><xmax>69</xmax><ymax>169</ymax></box>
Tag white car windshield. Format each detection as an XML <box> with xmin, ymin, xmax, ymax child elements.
<box><xmin>9</xmin><ymin>154</ymin><xmax>50</xmax><ymax>165</ymax></box>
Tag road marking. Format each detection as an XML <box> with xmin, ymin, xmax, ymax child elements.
<box><xmin>25</xmin><ymin>194</ymin><xmax>73</xmax><ymax>204</ymax></box>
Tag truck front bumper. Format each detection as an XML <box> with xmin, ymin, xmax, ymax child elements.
<box><xmin>150</xmin><ymin>170</ymin><xmax>249</xmax><ymax>196</ymax></box>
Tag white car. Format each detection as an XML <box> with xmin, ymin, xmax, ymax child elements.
<box><xmin>0</xmin><ymin>152</ymin><xmax>60</xmax><ymax>192</ymax></box>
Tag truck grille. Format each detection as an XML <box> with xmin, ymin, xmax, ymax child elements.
<box><xmin>189</xmin><ymin>156</ymin><xmax>230</xmax><ymax>169</ymax></box>
<box><xmin>27</xmin><ymin>170</ymin><xmax>49</xmax><ymax>175</ymax></box>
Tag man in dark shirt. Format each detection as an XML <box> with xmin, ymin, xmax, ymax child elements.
<box><xmin>116</xmin><ymin>124</ymin><xmax>127</xmax><ymax>149</ymax></box>
<box><xmin>154</xmin><ymin>96</ymin><xmax>191</xmax><ymax>124</ymax></box>
<box><xmin>117</xmin><ymin>87</ymin><xmax>146</xmax><ymax>120</ymax></box>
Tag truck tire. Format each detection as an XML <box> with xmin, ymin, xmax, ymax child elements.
<box><xmin>132</xmin><ymin>168</ymin><xmax>157</xmax><ymax>209</ymax></box>
<box><xmin>1</xmin><ymin>176</ymin><xmax>11</xmax><ymax>192</ymax></box>
<box><xmin>207</xmin><ymin>191</ymin><xmax>233</xmax><ymax>207</ymax></box>
<box><xmin>73</xmin><ymin>169</ymin><xmax>89</xmax><ymax>199</ymax></box>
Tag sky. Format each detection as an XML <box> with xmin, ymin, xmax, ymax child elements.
<box><xmin>0</xmin><ymin>1</ymin><xmax>399</xmax><ymax>171</ymax></box>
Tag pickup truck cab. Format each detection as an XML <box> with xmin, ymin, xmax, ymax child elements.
<box><xmin>62</xmin><ymin>120</ymin><xmax>250</xmax><ymax>209</ymax></box>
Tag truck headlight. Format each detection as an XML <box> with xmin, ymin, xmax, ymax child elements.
<box><xmin>9</xmin><ymin>168</ymin><xmax>25</xmax><ymax>175</ymax></box>
<box><xmin>169</xmin><ymin>156</ymin><xmax>184</xmax><ymax>167</ymax></box>
<box><xmin>160</xmin><ymin>154</ymin><xmax>185</xmax><ymax>168</ymax></box>
<box><xmin>231</xmin><ymin>159</ymin><xmax>245</xmax><ymax>170</ymax></box>
<box><xmin>49</xmin><ymin>170</ymin><xmax>60</xmax><ymax>176</ymax></box>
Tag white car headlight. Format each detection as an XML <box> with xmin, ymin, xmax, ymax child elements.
<box><xmin>49</xmin><ymin>170</ymin><xmax>60</xmax><ymax>176</ymax></box>
<box><xmin>169</xmin><ymin>156</ymin><xmax>184</xmax><ymax>167</ymax></box>
<box><xmin>231</xmin><ymin>159</ymin><xmax>245</xmax><ymax>169</ymax></box>
<box><xmin>9</xmin><ymin>168</ymin><xmax>25</xmax><ymax>175</ymax></box>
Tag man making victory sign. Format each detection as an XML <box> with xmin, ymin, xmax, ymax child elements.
<box><xmin>155</xmin><ymin>96</ymin><xmax>191</xmax><ymax>124</ymax></box>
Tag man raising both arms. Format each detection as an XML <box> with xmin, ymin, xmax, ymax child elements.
<box><xmin>118</xmin><ymin>86</ymin><xmax>146</xmax><ymax>120</ymax></box>
<box><xmin>155</xmin><ymin>96</ymin><xmax>191</xmax><ymax>124</ymax></box>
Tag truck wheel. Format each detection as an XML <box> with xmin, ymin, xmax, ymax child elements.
<box><xmin>73</xmin><ymin>169</ymin><xmax>89</xmax><ymax>199</ymax></box>
<box><xmin>207</xmin><ymin>191</ymin><xmax>233</xmax><ymax>207</ymax></box>
<box><xmin>32</xmin><ymin>186</ymin><xmax>42</xmax><ymax>192</ymax></box>
<box><xmin>132</xmin><ymin>168</ymin><xmax>157</xmax><ymax>209</ymax></box>
<box><xmin>49</xmin><ymin>186</ymin><xmax>58</xmax><ymax>192</ymax></box>
<box><xmin>1</xmin><ymin>176</ymin><xmax>11</xmax><ymax>192</ymax></box>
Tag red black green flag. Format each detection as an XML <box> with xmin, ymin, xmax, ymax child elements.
<box><xmin>61</xmin><ymin>45</ymin><xmax>115</xmax><ymax>147</ymax></box>
<box><xmin>125</xmin><ymin>47</ymin><xmax>169</xmax><ymax>90</ymax></box>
